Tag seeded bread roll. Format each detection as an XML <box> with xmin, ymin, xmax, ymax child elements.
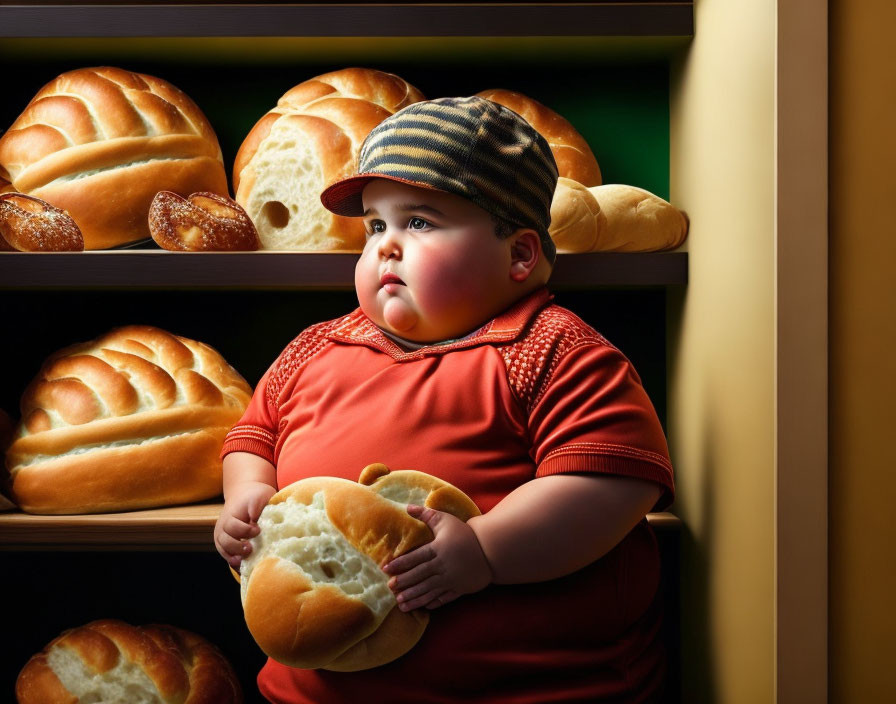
<box><xmin>6</xmin><ymin>325</ymin><xmax>252</xmax><ymax>514</ymax></box>
<box><xmin>240</xmin><ymin>463</ymin><xmax>480</xmax><ymax>671</ymax></box>
<box><xmin>476</xmin><ymin>88</ymin><xmax>602</xmax><ymax>187</ymax></box>
<box><xmin>0</xmin><ymin>67</ymin><xmax>229</xmax><ymax>249</ymax></box>
<box><xmin>149</xmin><ymin>191</ymin><xmax>260</xmax><ymax>251</ymax></box>
<box><xmin>15</xmin><ymin>619</ymin><xmax>242</xmax><ymax>704</ymax></box>
<box><xmin>0</xmin><ymin>193</ymin><xmax>84</xmax><ymax>251</ymax></box>
<box><xmin>233</xmin><ymin>67</ymin><xmax>425</xmax><ymax>251</ymax></box>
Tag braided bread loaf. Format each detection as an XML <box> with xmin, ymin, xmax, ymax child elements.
<box><xmin>16</xmin><ymin>619</ymin><xmax>243</xmax><ymax>704</ymax></box>
<box><xmin>0</xmin><ymin>67</ymin><xmax>229</xmax><ymax>249</ymax></box>
<box><xmin>6</xmin><ymin>325</ymin><xmax>251</xmax><ymax>514</ymax></box>
<box><xmin>240</xmin><ymin>463</ymin><xmax>480</xmax><ymax>671</ymax></box>
<box><xmin>233</xmin><ymin>67</ymin><xmax>425</xmax><ymax>251</ymax></box>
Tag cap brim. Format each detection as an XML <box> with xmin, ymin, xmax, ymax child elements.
<box><xmin>320</xmin><ymin>173</ymin><xmax>452</xmax><ymax>217</ymax></box>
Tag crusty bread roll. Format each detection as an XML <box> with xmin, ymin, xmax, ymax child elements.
<box><xmin>149</xmin><ymin>191</ymin><xmax>260</xmax><ymax>251</ymax></box>
<box><xmin>549</xmin><ymin>177</ymin><xmax>605</xmax><ymax>253</ymax></box>
<box><xmin>476</xmin><ymin>88</ymin><xmax>602</xmax><ymax>187</ymax></box>
<box><xmin>233</xmin><ymin>67</ymin><xmax>425</xmax><ymax>251</ymax></box>
<box><xmin>16</xmin><ymin>619</ymin><xmax>242</xmax><ymax>704</ymax></box>
<box><xmin>589</xmin><ymin>184</ymin><xmax>689</xmax><ymax>252</ymax></box>
<box><xmin>240</xmin><ymin>463</ymin><xmax>480</xmax><ymax>671</ymax></box>
<box><xmin>6</xmin><ymin>325</ymin><xmax>252</xmax><ymax>514</ymax></box>
<box><xmin>0</xmin><ymin>67</ymin><xmax>229</xmax><ymax>249</ymax></box>
<box><xmin>0</xmin><ymin>193</ymin><xmax>84</xmax><ymax>251</ymax></box>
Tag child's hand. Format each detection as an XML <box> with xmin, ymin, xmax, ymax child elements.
<box><xmin>382</xmin><ymin>504</ymin><xmax>492</xmax><ymax>611</ymax></box>
<box><xmin>214</xmin><ymin>482</ymin><xmax>277</xmax><ymax>570</ymax></box>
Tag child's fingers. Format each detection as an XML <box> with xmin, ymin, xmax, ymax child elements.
<box><xmin>221</xmin><ymin>514</ymin><xmax>260</xmax><ymax>540</ymax></box>
<box><xmin>425</xmin><ymin>590</ymin><xmax>459</xmax><ymax>609</ymax></box>
<box><xmin>395</xmin><ymin>575</ymin><xmax>444</xmax><ymax>611</ymax></box>
<box><xmin>215</xmin><ymin>531</ymin><xmax>252</xmax><ymax>560</ymax></box>
<box><xmin>382</xmin><ymin>543</ymin><xmax>435</xmax><ymax>575</ymax></box>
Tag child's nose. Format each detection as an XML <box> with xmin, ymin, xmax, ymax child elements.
<box><xmin>377</xmin><ymin>230</ymin><xmax>402</xmax><ymax>259</ymax></box>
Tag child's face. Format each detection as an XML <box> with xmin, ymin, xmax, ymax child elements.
<box><xmin>355</xmin><ymin>179</ymin><xmax>518</xmax><ymax>343</ymax></box>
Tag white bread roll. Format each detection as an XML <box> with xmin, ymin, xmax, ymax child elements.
<box><xmin>476</xmin><ymin>88</ymin><xmax>602</xmax><ymax>187</ymax></box>
<box><xmin>16</xmin><ymin>619</ymin><xmax>242</xmax><ymax>704</ymax></box>
<box><xmin>589</xmin><ymin>184</ymin><xmax>689</xmax><ymax>252</ymax></box>
<box><xmin>549</xmin><ymin>176</ymin><xmax>605</xmax><ymax>253</ymax></box>
<box><xmin>6</xmin><ymin>325</ymin><xmax>251</xmax><ymax>514</ymax></box>
<box><xmin>233</xmin><ymin>68</ymin><xmax>425</xmax><ymax>251</ymax></box>
<box><xmin>0</xmin><ymin>67</ymin><xmax>229</xmax><ymax>249</ymax></box>
<box><xmin>240</xmin><ymin>463</ymin><xmax>480</xmax><ymax>671</ymax></box>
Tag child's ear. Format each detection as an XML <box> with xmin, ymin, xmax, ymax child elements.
<box><xmin>509</xmin><ymin>229</ymin><xmax>542</xmax><ymax>282</ymax></box>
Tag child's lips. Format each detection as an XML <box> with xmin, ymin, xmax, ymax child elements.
<box><xmin>380</xmin><ymin>272</ymin><xmax>405</xmax><ymax>289</ymax></box>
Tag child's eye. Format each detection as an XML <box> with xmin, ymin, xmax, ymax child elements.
<box><xmin>408</xmin><ymin>217</ymin><xmax>429</xmax><ymax>230</ymax></box>
<box><xmin>367</xmin><ymin>220</ymin><xmax>386</xmax><ymax>235</ymax></box>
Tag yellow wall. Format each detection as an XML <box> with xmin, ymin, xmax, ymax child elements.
<box><xmin>669</xmin><ymin>0</ymin><xmax>777</xmax><ymax>701</ymax></box>
<box><xmin>829</xmin><ymin>0</ymin><xmax>896</xmax><ymax>700</ymax></box>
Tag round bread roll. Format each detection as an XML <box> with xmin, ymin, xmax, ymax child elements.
<box><xmin>233</xmin><ymin>67</ymin><xmax>425</xmax><ymax>251</ymax></box>
<box><xmin>6</xmin><ymin>325</ymin><xmax>252</xmax><ymax>514</ymax></box>
<box><xmin>476</xmin><ymin>88</ymin><xmax>602</xmax><ymax>187</ymax></box>
<box><xmin>589</xmin><ymin>184</ymin><xmax>689</xmax><ymax>252</ymax></box>
<box><xmin>16</xmin><ymin>619</ymin><xmax>242</xmax><ymax>704</ymax></box>
<box><xmin>0</xmin><ymin>193</ymin><xmax>84</xmax><ymax>251</ymax></box>
<box><xmin>0</xmin><ymin>66</ymin><xmax>229</xmax><ymax>249</ymax></box>
<box><xmin>149</xmin><ymin>191</ymin><xmax>260</xmax><ymax>251</ymax></box>
<box><xmin>240</xmin><ymin>463</ymin><xmax>480</xmax><ymax>671</ymax></box>
<box><xmin>549</xmin><ymin>176</ymin><xmax>605</xmax><ymax>253</ymax></box>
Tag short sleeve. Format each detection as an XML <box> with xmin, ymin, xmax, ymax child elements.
<box><xmin>219</xmin><ymin>363</ymin><xmax>279</xmax><ymax>464</ymax></box>
<box><xmin>528</xmin><ymin>342</ymin><xmax>674</xmax><ymax>511</ymax></box>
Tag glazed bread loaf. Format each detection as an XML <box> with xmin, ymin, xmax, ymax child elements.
<box><xmin>0</xmin><ymin>193</ymin><xmax>84</xmax><ymax>251</ymax></box>
<box><xmin>0</xmin><ymin>67</ymin><xmax>229</xmax><ymax>249</ymax></box>
<box><xmin>6</xmin><ymin>325</ymin><xmax>252</xmax><ymax>514</ymax></box>
<box><xmin>16</xmin><ymin>619</ymin><xmax>242</xmax><ymax>704</ymax></box>
<box><xmin>476</xmin><ymin>88</ymin><xmax>602</xmax><ymax>187</ymax></box>
<box><xmin>549</xmin><ymin>177</ymin><xmax>604</xmax><ymax>253</ymax></box>
<box><xmin>589</xmin><ymin>184</ymin><xmax>689</xmax><ymax>252</ymax></box>
<box><xmin>149</xmin><ymin>191</ymin><xmax>260</xmax><ymax>251</ymax></box>
<box><xmin>240</xmin><ymin>463</ymin><xmax>480</xmax><ymax>671</ymax></box>
<box><xmin>233</xmin><ymin>67</ymin><xmax>425</xmax><ymax>251</ymax></box>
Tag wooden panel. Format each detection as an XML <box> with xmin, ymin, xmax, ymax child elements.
<box><xmin>0</xmin><ymin>3</ymin><xmax>694</xmax><ymax>38</ymax></box>
<box><xmin>0</xmin><ymin>504</ymin><xmax>680</xmax><ymax>550</ymax></box>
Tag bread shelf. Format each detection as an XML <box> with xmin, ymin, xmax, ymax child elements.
<box><xmin>0</xmin><ymin>2</ymin><xmax>693</xmax><ymax>39</ymax></box>
<box><xmin>0</xmin><ymin>251</ymin><xmax>687</xmax><ymax>290</ymax></box>
<box><xmin>0</xmin><ymin>504</ymin><xmax>681</xmax><ymax>551</ymax></box>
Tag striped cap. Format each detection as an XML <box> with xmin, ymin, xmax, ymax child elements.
<box><xmin>320</xmin><ymin>96</ymin><xmax>559</xmax><ymax>263</ymax></box>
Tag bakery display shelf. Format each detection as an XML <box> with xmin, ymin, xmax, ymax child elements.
<box><xmin>0</xmin><ymin>251</ymin><xmax>687</xmax><ymax>289</ymax></box>
<box><xmin>0</xmin><ymin>503</ymin><xmax>680</xmax><ymax>551</ymax></box>
<box><xmin>0</xmin><ymin>3</ymin><xmax>693</xmax><ymax>39</ymax></box>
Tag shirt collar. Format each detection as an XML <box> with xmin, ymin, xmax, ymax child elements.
<box><xmin>325</xmin><ymin>287</ymin><xmax>553</xmax><ymax>360</ymax></box>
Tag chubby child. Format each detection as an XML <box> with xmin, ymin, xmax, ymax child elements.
<box><xmin>214</xmin><ymin>96</ymin><xmax>674</xmax><ymax>703</ymax></box>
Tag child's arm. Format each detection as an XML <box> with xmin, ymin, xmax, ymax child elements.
<box><xmin>383</xmin><ymin>473</ymin><xmax>660</xmax><ymax>612</ymax></box>
<box><xmin>213</xmin><ymin>451</ymin><xmax>278</xmax><ymax>569</ymax></box>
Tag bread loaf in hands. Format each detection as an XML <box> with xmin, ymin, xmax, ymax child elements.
<box><xmin>233</xmin><ymin>67</ymin><xmax>425</xmax><ymax>251</ymax></box>
<box><xmin>15</xmin><ymin>619</ymin><xmax>243</xmax><ymax>704</ymax></box>
<box><xmin>150</xmin><ymin>191</ymin><xmax>260</xmax><ymax>251</ymax></box>
<box><xmin>0</xmin><ymin>66</ymin><xmax>229</xmax><ymax>249</ymax></box>
<box><xmin>0</xmin><ymin>193</ymin><xmax>84</xmax><ymax>251</ymax></box>
<box><xmin>238</xmin><ymin>463</ymin><xmax>480</xmax><ymax>671</ymax></box>
<box><xmin>6</xmin><ymin>325</ymin><xmax>252</xmax><ymax>514</ymax></box>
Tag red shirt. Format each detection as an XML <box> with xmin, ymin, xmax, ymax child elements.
<box><xmin>222</xmin><ymin>288</ymin><xmax>674</xmax><ymax>703</ymax></box>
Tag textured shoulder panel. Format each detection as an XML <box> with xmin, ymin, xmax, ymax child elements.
<box><xmin>499</xmin><ymin>304</ymin><xmax>613</xmax><ymax>414</ymax></box>
<box><xmin>265</xmin><ymin>313</ymin><xmax>362</xmax><ymax>408</ymax></box>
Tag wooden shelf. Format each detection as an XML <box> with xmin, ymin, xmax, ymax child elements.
<box><xmin>0</xmin><ymin>503</ymin><xmax>680</xmax><ymax>551</ymax></box>
<box><xmin>0</xmin><ymin>251</ymin><xmax>686</xmax><ymax>290</ymax></box>
<box><xmin>0</xmin><ymin>3</ymin><xmax>694</xmax><ymax>39</ymax></box>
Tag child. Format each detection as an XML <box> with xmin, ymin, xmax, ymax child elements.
<box><xmin>214</xmin><ymin>96</ymin><xmax>674</xmax><ymax>703</ymax></box>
